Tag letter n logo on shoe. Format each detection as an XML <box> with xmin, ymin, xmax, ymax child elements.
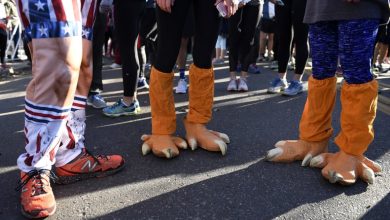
<box><xmin>81</xmin><ymin>160</ymin><xmax>98</xmax><ymax>172</ymax></box>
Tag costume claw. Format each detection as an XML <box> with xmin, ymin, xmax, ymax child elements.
<box><xmin>210</xmin><ymin>130</ymin><xmax>230</xmax><ymax>143</ymax></box>
<box><xmin>142</xmin><ymin>143</ymin><xmax>151</xmax><ymax>156</ymax></box>
<box><xmin>362</xmin><ymin>168</ymin><xmax>375</xmax><ymax>184</ymax></box>
<box><xmin>141</xmin><ymin>134</ymin><xmax>150</xmax><ymax>141</ymax></box>
<box><xmin>368</xmin><ymin>160</ymin><xmax>382</xmax><ymax>172</ymax></box>
<box><xmin>188</xmin><ymin>138</ymin><xmax>197</xmax><ymax>151</ymax></box>
<box><xmin>215</xmin><ymin>140</ymin><xmax>227</xmax><ymax>156</ymax></box>
<box><xmin>162</xmin><ymin>148</ymin><xmax>173</xmax><ymax>159</ymax></box>
<box><xmin>301</xmin><ymin>153</ymin><xmax>313</xmax><ymax>167</ymax></box>
<box><xmin>328</xmin><ymin>171</ymin><xmax>343</xmax><ymax>184</ymax></box>
<box><xmin>266</xmin><ymin>147</ymin><xmax>283</xmax><ymax>161</ymax></box>
<box><xmin>309</xmin><ymin>155</ymin><xmax>324</xmax><ymax>168</ymax></box>
<box><xmin>275</xmin><ymin>140</ymin><xmax>286</xmax><ymax>148</ymax></box>
<box><xmin>178</xmin><ymin>141</ymin><xmax>188</xmax><ymax>149</ymax></box>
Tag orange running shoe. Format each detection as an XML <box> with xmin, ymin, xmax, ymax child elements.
<box><xmin>55</xmin><ymin>149</ymin><xmax>125</xmax><ymax>184</ymax></box>
<box><xmin>17</xmin><ymin>170</ymin><xmax>56</xmax><ymax>219</ymax></box>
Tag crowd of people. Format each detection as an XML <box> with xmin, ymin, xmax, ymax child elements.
<box><xmin>6</xmin><ymin>0</ymin><xmax>389</xmax><ymax>218</ymax></box>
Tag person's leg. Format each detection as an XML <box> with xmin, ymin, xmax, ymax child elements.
<box><xmin>142</xmin><ymin>0</ymin><xmax>191</xmax><ymax>159</ymax></box>
<box><xmin>275</xmin><ymin>0</ymin><xmax>292</xmax><ymax>78</ymax></box>
<box><xmin>89</xmin><ymin>3</ymin><xmax>107</xmax><ymax>109</ymax></box>
<box><xmin>177</xmin><ymin>37</ymin><xmax>189</xmax><ymax>79</ymax></box>
<box><xmin>310</xmin><ymin>19</ymin><xmax>382</xmax><ymax>185</ymax></box>
<box><xmin>15</xmin><ymin>1</ymin><xmax>82</xmax><ymax>218</ymax></box>
<box><xmin>268</xmin><ymin>0</ymin><xmax>291</xmax><ymax>93</ymax></box>
<box><xmin>266</xmin><ymin>21</ymin><xmax>338</xmax><ymax>167</ymax></box>
<box><xmin>239</xmin><ymin>4</ymin><xmax>261</xmax><ymax>77</ymax></box>
<box><xmin>228</xmin><ymin>7</ymin><xmax>242</xmax><ymax>80</ymax></box>
<box><xmin>291</xmin><ymin>0</ymin><xmax>308</xmax><ymax>81</ymax></box>
<box><xmin>175</xmin><ymin>37</ymin><xmax>189</xmax><ymax>94</ymax></box>
<box><xmin>103</xmin><ymin>0</ymin><xmax>145</xmax><ymax>117</ymax></box>
<box><xmin>267</xmin><ymin>33</ymin><xmax>274</xmax><ymax>59</ymax></box>
<box><xmin>259</xmin><ymin>31</ymin><xmax>267</xmax><ymax>59</ymax></box>
<box><xmin>282</xmin><ymin>0</ymin><xmax>308</xmax><ymax>96</ymax></box>
<box><xmin>183</xmin><ymin>0</ymin><xmax>229</xmax><ymax>155</ymax></box>
<box><xmin>220</xmin><ymin>36</ymin><xmax>226</xmax><ymax>59</ymax></box>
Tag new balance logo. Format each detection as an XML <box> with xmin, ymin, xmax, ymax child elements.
<box><xmin>81</xmin><ymin>160</ymin><xmax>98</xmax><ymax>172</ymax></box>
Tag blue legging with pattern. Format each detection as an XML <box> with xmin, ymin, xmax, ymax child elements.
<box><xmin>309</xmin><ymin>19</ymin><xmax>379</xmax><ymax>84</ymax></box>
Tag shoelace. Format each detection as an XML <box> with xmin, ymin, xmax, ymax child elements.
<box><xmin>83</xmin><ymin>148</ymin><xmax>109</xmax><ymax>166</ymax></box>
<box><xmin>15</xmin><ymin>169</ymin><xmax>57</xmax><ymax>194</ymax></box>
<box><xmin>107</xmin><ymin>100</ymin><xmax>122</xmax><ymax>109</ymax></box>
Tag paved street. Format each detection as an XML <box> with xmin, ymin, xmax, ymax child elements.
<box><xmin>0</xmin><ymin>60</ymin><xmax>389</xmax><ymax>219</ymax></box>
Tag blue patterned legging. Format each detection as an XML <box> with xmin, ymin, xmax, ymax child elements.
<box><xmin>309</xmin><ymin>19</ymin><xmax>379</xmax><ymax>84</ymax></box>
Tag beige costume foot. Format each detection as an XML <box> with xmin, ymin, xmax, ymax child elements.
<box><xmin>141</xmin><ymin>134</ymin><xmax>187</xmax><ymax>159</ymax></box>
<box><xmin>183</xmin><ymin>118</ymin><xmax>229</xmax><ymax>155</ymax></box>
<box><xmin>310</xmin><ymin>151</ymin><xmax>382</xmax><ymax>185</ymax></box>
<box><xmin>266</xmin><ymin>139</ymin><xmax>328</xmax><ymax>166</ymax></box>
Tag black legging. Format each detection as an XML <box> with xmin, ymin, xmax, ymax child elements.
<box><xmin>228</xmin><ymin>4</ymin><xmax>261</xmax><ymax>72</ymax></box>
<box><xmin>0</xmin><ymin>31</ymin><xmax>7</xmax><ymax>64</ymax></box>
<box><xmin>114</xmin><ymin>0</ymin><xmax>145</xmax><ymax>97</ymax></box>
<box><xmin>154</xmin><ymin>0</ymin><xmax>219</xmax><ymax>73</ymax></box>
<box><xmin>90</xmin><ymin>1</ymin><xmax>106</xmax><ymax>94</ymax></box>
<box><xmin>275</xmin><ymin>0</ymin><xmax>308</xmax><ymax>74</ymax></box>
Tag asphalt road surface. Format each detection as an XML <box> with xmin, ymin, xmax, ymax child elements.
<box><xmin>0</xmin><ymin>60</ymin><xmax>389</xmax><ymax>220</ymax></box>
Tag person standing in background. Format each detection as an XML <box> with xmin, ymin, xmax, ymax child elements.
<box><xmin>227</xmin><ymin>0</ymin><xmax>262</xmax><ymax>92</ymax></box>
<box><xmin>101</xmin><ymin>0</ymin><xmax>146</xmax><ymax>117</ymax></box>
<box><xmin>88</xmin><ymin>0</ymin><xmax>108</xmax><ymax>109</ymax></box>
<box><xmin>267</xmin><ymin>0</ymin><xmax>309</xmax><ymax>96</ymax></box>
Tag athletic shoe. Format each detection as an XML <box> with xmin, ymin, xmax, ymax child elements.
<box><xmin>212</xmin><ymin>58</ymin><xmax>224</xmax><ymax>65</ymax></box>
<box><xmin>175</xmin><ymin>78</ymin><xmax>187</xmax><ymax>94</ymax></box>
<box><xmin>110</xmin><ymin>63</ymin><xmax>121</xmax><ymax>69</ymax></box>
<box><xmin>87</xmin><ymin>94</ymin><xmax>107</xmax><ymax>109</ymax></box>
<box><xmin>55</xmin><ymin>149</ymin><xmax>125</xmax><ymax>185</ymax></box>
<box><xmin>283</xmin><ymin>80</ymin><xmax>303</xmax><ymax>96</ymax></box>
<box><xmin>103</xmin><ymin>99</ymin><xmax>141</xmax><ymax>117</ymax></box>
<box><xmin>267</xmin><ymin>53</ymin><xmax>274</xmax><ymax>61</ymax></box>
<box><xmin>17</xmin><ymin>170</ymin><xmax>56</xmax><ymax>219</ymax></box>
<box><xmin>227</xmin><ymin>79</ymin><xmax>238</xmax><ymax>91</ymax></box>
<box><xmin>238</xmin><ymin>78</ymin><xmax>248</xmax><ymax>92</ymax></box>
<box><xmin>248</xmin><ymin>64</ymin><xmax>261</xmax><ymax>74</ymax></box>
<box><xmin>378</xmin><ymin>64</ymin><xmax>389</xmax><ymax>73</ymax></box>
<box><xmin>137</xmin><ymin>77</ymin><xmax>149</xmax><ymax>90</ymax></box>
<box><xmin>267</xmin><ymin>78</ymin><xmax>288</xmax><ymax>93</ymax></box>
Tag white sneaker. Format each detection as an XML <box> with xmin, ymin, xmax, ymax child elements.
<box><xmin>227</xmin><ymin>79</ymin><xmax>238</xmax><ymax>91</ymax></box>
<box><xmin>238</xmin><ymin>78</ymin><xmax>248</xmax><ymax>92</ymax></box>
<box><xmin>175</xmin><ymin>79</ymin><xmax>187</xmax><ymax>94</ymax></box>
<box><xmin>110</xmin><ymin>63</ymin><xmax>121</xmax><ymax>69</ymax></box>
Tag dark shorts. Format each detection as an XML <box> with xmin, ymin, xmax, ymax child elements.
<box><xmin>260</xmin><ymin>18</ymin><xmax>275</xmax><ymax>34</ymax></box>
<box><xmin>377</xmin><ymin>24</ymin><xmax>390</xmax><ymax>45</ymax></box>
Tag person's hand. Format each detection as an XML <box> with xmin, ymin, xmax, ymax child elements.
<box><xmin>99</xmin><ymin>0</ymin><xmax>113</xmax><ymax>14</ymax></box>
<box><xmin>345</xmin><ymin>0</ymin><xmax>360</xmax><ymax>3</ymax></box>
<box><xmin>224</xmin><ymin>0</ymin><xmax>238</xmax><ymax>17</ymax></box>
<box><xmin>157</xmin><ymin>0</ymin><xmax>175</xmax><ymax>13</ymax></box>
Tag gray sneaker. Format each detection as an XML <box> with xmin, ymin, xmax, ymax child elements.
<box><xmin>103</xmin><ymin>99</ymin><xmax>141</xmax><ymax>117</ymax></box>
<box><xmin>87</xmin><ymin>94</ymin><xmax>107</xmax><ymax>109</ymax></box>
<box><xmin>267</xmin><ymin>78</ymin><xmax>288</xmax><ymax>94</ymax></box>
<box><xmin>283</xmin><ymin>80</ymin><xmax>303</xmax><ymax>96</ymax></box>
